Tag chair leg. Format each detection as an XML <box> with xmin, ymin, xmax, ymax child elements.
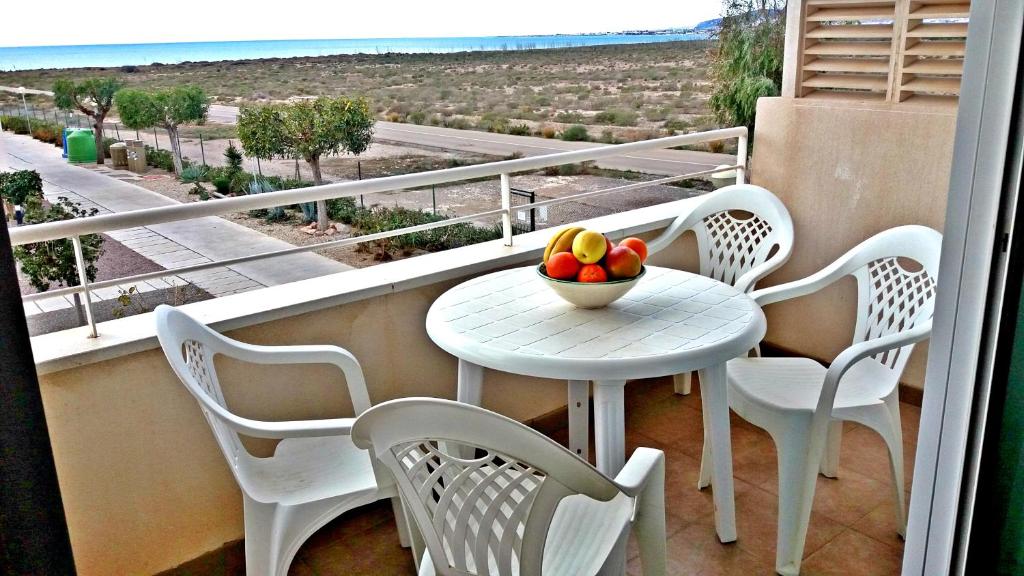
<box><xmin>568</xmin><ymin>380</ymin><xmax>590</xmax><ymax>461</ymax></box>
<box><xmin>243</xmin><ymin>496</ymin><xmax>284</xmax><ymax>576</ymax></box>
<box><xmin>819</xmin><ymin>420</ymin><xmax>842</xmax><ymax>478</ymax></box>
<box><xmin>773</xmin><ymin>424</ymin><xmax>820</xmax><ymax>576</ymax></box>
<box><xmin>673</xmin><ymin>372</ymin><xmax>692</xmax><ymax>395</ymax></box>
<box><xmin>634</xmin><ymin>454</ymin><xmax>667</xmax><ymax>576</ymax></box>
<box><xmin>696</xmin><ymin>388</ymin><xmax>712</xmax><ymax>489</ymax></box>
<box><xmin>391</xmin><ymin>496</ymin><xmax>411</xmax><ymax>548</ymax></box>
<box><xmin>880</xmin><ymin>399</ymin><xmax>908</xmax><ymax>538</ymax></box>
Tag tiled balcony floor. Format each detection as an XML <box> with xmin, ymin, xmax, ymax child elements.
<box><xmin>164</xmin><ymin>375</ymin><xmax>918</xmax><ymax>576</ymax></box>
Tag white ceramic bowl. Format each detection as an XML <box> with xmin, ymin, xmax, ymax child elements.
<box><xmin>537</xmin><ymin>264</ymin><xmax>646</xmax><ymax>309</ymax></box>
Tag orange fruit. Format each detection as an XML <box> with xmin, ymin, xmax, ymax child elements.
<box><xmin>577</xmin><ymin>264</ymin><xmax>608</xmax><ymax>283</ymax></box>
<box><xmin>546</xmin><ymin>252</ymin><xmax>581</xmax><ymax>280</ymax></box>
<box><xmin>619</xmin><ymin>237</ymin><xmax>648</xmax><ymax>263</ymax></box>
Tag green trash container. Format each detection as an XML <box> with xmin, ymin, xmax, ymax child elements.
<box><xmin>67</xmin><ymin>129</ymin><xmax>97</xmax><ymax>164</ymax></box>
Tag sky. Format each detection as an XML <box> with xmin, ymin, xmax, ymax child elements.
<box><xmin>1</xmin><ymin>0</ymin><xmax>723</xmax><ymax>47</ymax></box>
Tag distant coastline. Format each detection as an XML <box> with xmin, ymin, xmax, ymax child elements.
<box><xmin>0</xmin><ymin>33</ymin><xmax>709</xmax><ymax>72</ymax></box>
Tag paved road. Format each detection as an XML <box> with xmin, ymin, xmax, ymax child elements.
<box><xmin>2</xmin><ymin>132</ymin><xmax>349</xmax><ymax>316</ymax></box>
<box><xmin>206</xmin><ymin>104</ymin><xmax>736</xmax><ymax>176</ymax></box>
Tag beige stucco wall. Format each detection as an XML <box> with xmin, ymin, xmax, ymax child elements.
<box><xmin>750</xmin><ymin>97</ymin><xmax>957</xmax><ymax>390</ymax></box>
<box><xmin>37</xmin><ymin>227</ymin><xmax>695</xmax><ymax>576</ymax></box>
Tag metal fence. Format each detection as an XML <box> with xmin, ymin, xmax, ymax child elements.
<box><xmin>7</xmin><ymin>126</ymin><xmax>748</xmax><ymax>338</ymax></box>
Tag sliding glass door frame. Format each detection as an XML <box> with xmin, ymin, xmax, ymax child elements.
<box><xmin>903</xmin><ymin>1</ymin><xmax>1024</xmax><ymax>574</ymax></box>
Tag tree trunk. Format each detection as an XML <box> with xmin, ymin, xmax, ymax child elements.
<box><xmin>167</xmin><ymin>125</ymin><xmax>183</xmax><ymax>176</ymax></box>
<box><xmin>92</xmin><ymin>117</ymin><xmax>105</xmax><ymax>165</ymax></box>
<box><xmin>308</xmin><ymin>156</ymin><xmax>329</xmax><ymax>231</ymax></box>
<box><xmin>72</xmin><ymin>293</ymin><xmax>86</xmax><ymax>327</ymax></box>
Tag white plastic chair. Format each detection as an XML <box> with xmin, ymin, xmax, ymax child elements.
<box><xmin>352</xmin><ymin>397</ymin><xmax>668</xmax><ymax>576</ymax></box>
<box><xmin>154</xmin><ymin>305</ymin><xmax>409</xmax><ymax>576</ymax></box>
<box><xmin>563</xmin><ymin>185</ymin><xmax>795</xmax><ymax>464</ymax></box>
<box><xmin>646</xmin><ymin>183</ymin><xmax>795</xmax><ymax>396</ymax></box>
<box><xmin>716</xmin><ymin>225</ymin><xmax>941</xmax><ymax>576</ymax></box>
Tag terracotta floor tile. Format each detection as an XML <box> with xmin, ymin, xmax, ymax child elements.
<box><xmin>629</xmin><ymin>521</ymin><xmax>775</xmax><ymax>576</ymax></box>
<box><xmin>836</xmin><ymin>425</ymin><xmax>917</xmax><ymax>491</ymax></box>
<box><xmin>298</xmin><ymin>517</ymin><xmax>415</xmax><ymax>575</ymax></box>
<box><xmin>800</xmin><ymin>529</ymin><xmax>904</xmax><ymax>576</ymax></box>
<box><xmin>687</xmin><ymin>484</ymin><xmax>847</xmax><ymax>564</ymax></box>
<box><xmin>850</xmin><ymin>503</ymin><xmax>907</xmax><ymax>552</ymax></box>
<box><xmin>161</xmin><ymin>376</ymin><xmax>919</xmax><ymax>576</ymax></box>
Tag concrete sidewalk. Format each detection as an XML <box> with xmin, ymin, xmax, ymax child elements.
<box><xmin>2</xmin><ymin>131</ymin><xmax>349</xmax><ymax>316</ymax></box>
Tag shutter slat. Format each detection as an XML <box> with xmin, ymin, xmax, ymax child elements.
<box><xmin>804</xmin><ymin>58</ymin><xmax>892</xmax><ymax>73</ymax></box>
<box><xmin>806</xmin><ymin>25</ymin><xmax>894</xmax><ymax>39</ymax></box>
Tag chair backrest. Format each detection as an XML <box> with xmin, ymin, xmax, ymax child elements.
<box><xmin>155</xmin><ymin>306</ymin><xmax>249</xmax><ymax>478</ymax></box>
<box><xmin>352</xmin><ymin>398</ymin><xmax>622</xmax><ymax>576</ymax></box>
<box><xmin>647</xmin><ymin>184</ymin><xmax>794</xmax><ymax>291</ymax></box>
<box><xmin>847</xmin><ymin>226</ymin><xmax>941</xmax><ymax>376</ymax></box>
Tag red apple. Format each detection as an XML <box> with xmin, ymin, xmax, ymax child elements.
<box><xmin>605</xmin><ymin>246</ymin><xmax>642</xmax><ymax>279</ymax></box>
<box><xmin>545</xmin><ymin>251</ymin><xmax>581</xmax><ymax>280</ymax></box>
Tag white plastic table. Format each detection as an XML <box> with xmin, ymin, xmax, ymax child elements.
<box><xmin>425</xmin><ymin>265</ymin><xmax>765</xmax><ymax>542</ymax></box>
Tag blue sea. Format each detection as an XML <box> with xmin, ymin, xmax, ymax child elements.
<box><xmin>0</xmin><ymin>34</ymin><xmax>707</xmax><ymax>71</ymax></box>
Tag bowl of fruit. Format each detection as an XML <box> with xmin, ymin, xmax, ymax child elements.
<box><xmin>538</xmin><ymin>227</ymin><xmax>649</xmax><ymax>309</ymax></box>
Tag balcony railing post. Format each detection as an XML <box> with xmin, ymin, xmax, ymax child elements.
<box><xmin>500</xmin><ymin>173</ymin><xmax>513</xmax><ymax>246</ymax></box>
<box><xmin>736</xmin><ymin>132</ymin><xmax>749</xmax><ymax>185</ymax></box>
<box><xmin>71</xmin><ymin>236</ymin><xmax>98</xmax><ymax>338</ymax></box>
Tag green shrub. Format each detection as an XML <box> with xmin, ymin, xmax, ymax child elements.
<box><xmin>101</xmin><ymin>137</ymin><xmax>118</xmax><ymax>159</ymax></box>
<box><xmin>594</xmin><ymin>109</ymin><xmax>638</xmax><ymax>126</ymax></box>
<box><xmin>245</xmin><ymin>177</ymin><xmax>285</xmax><ymax>221</ymax></box>
<box><xmin>442</xmin><ymin>117</ymin><xmax>472</xmax><ymax>130</ymax></box>
<box><xmin>223</xmin><ymin>141</ymin><xmax>244</xmax><ymax>174</ymax></box>
<box><xmin>212</xmin><ymin>175</ymin><xmax>231</xmax><ymax>194</ymax></box>
<box><xmin>554</xmin><ymin>111</ymin><xmax>584</xmax><ymax>124</ymax></box>
<box><xmin>476</xmin><ymin>113</ymin><xmax>508</xmax><ymax>134</ymax></box>
<box><xmin>663</xmin><ymin>117</ymin><xmax>692</xmax><ymax>133</ymax></box>
<box><xmin>145</xmin><ymin>146</ymin><xmax>177</xmax><ymax>172</ymax></box>
<box><xmin>507</xmin><ymin>123</ymin><xmax>531</xmax><ymax>136</ymax></box>
<box><xmin>180</xmin><ymin>164</ymin><xmax>209</xmax><ymax>183</ymax></box>
<box><xmin>0</xmin><ymin>170</ymin><xmax>44</xmax><ymax>205</ymax></box>
<box><xmin>229</xmin><ymin>170</ymin><xmax>254</xmax><ymax>194</ymax></box>
<box><xmin>407</xmin><ymin>110</ymin><xmax>427</xmax><ymax>125</ymax></box>
<box><xmin>560</xmin><ymin>125</ymin><xmax>589</xmax><ymax>142</ymax></box>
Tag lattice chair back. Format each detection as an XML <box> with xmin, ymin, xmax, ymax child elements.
<box><xmin>847</xmin><ymin>226</ymin><xmax>942</xmax><ymax>378</ymax></box>
<box><xmin>156</xmin><ymin>307</ymin><xmax>250</xmax><ymax>473</ymax></box>
<box><xmin>352</xmin><ymin>398</ymin><xmax>623</xmax><ymax>576</ymax></box>
<box><xmin>646</xmin><ymin>184</ymin><xmax>794</xmax><ymax>292</ymax></box>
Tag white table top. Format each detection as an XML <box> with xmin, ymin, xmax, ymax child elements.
<box><xmin>426</xmin><ymin>265</ymin><xmax>765</xmax><ymax>381</ymax></box>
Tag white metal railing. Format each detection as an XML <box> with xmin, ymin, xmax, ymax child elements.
<box><xmin>11</xmin><ymin>127</ymin><xmax>748</xmax><ymax>338</ymax></box>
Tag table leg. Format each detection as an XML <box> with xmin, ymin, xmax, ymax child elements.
<box><xmin>567</xmin><ymin>380</ymin><xmax>589</xmax><ymax>461</ymax></box>
<box><xmin>593</xmin><ymin>380</ymin><xmax>627</xmax><ymax>476</ymax></box>
<box><xmin>452</xmin><ymin>360</ymin><xmax>484</xmax><ymax>459</ymax></box>
<box><xmin>457</xmin><ymin>359</ymin><xmax>483</xmax><ymax>406</ymax></box>
<box><xmin>698</xmin><ymin>362</ymin><xmax>737</xmax><ymax>543</ymax></box>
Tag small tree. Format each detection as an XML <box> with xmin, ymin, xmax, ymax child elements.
<box><xmin>708</xmin><ymin>0</ymin><xmax>786</xmax><ymax>133</ymax></box>
<box><xmin>53</xmin><ymin>77</ymin><xmax>122</xmax><ymax>166</ymax></box>
<box><xmin>14</xmin><ymin>196</ymin><xmax>104</xmax><ymax>327</ymax></box>
<box><xmin>237</xmin><ymin>96</ymin><xmax>375</xmax><ymax>231</ymax></box>
<box><xmin>115</xmin><ymin>86</ymin><xmax>209</xmax><ymax>176</ymax></box>
<box><xmin>0</xmin><ymin>169</ymin><xmax>43</xmax><ymax>206</ymax></box>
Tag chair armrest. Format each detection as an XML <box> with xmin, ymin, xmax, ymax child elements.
<box><xmin>733</xmin><ymin>243</ymin><xmax>794</xmax><ymax>294</ymax></box>
<box><xmin>214</xmin><ymin>410</ymin><xmax>357</xmax><ymax>440</ymax></box>
<box><xmin>814</xmin><ymin>321</ymin><xmax>933</xmax><ymax>416</ymax></box>
<box><xmin>826</xmin><ymin>321</ymin><xmax>933</xmax><ymax>385</ymax></box>
<box><xmin>613</xmin><ymin>447</ymin><xmax>665</xmax><ymax>497</ymax></box>
<box><xmin>215</xmin><ymin>343</ymin><xmax>373</xmax><ymax>416</ymax></box>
